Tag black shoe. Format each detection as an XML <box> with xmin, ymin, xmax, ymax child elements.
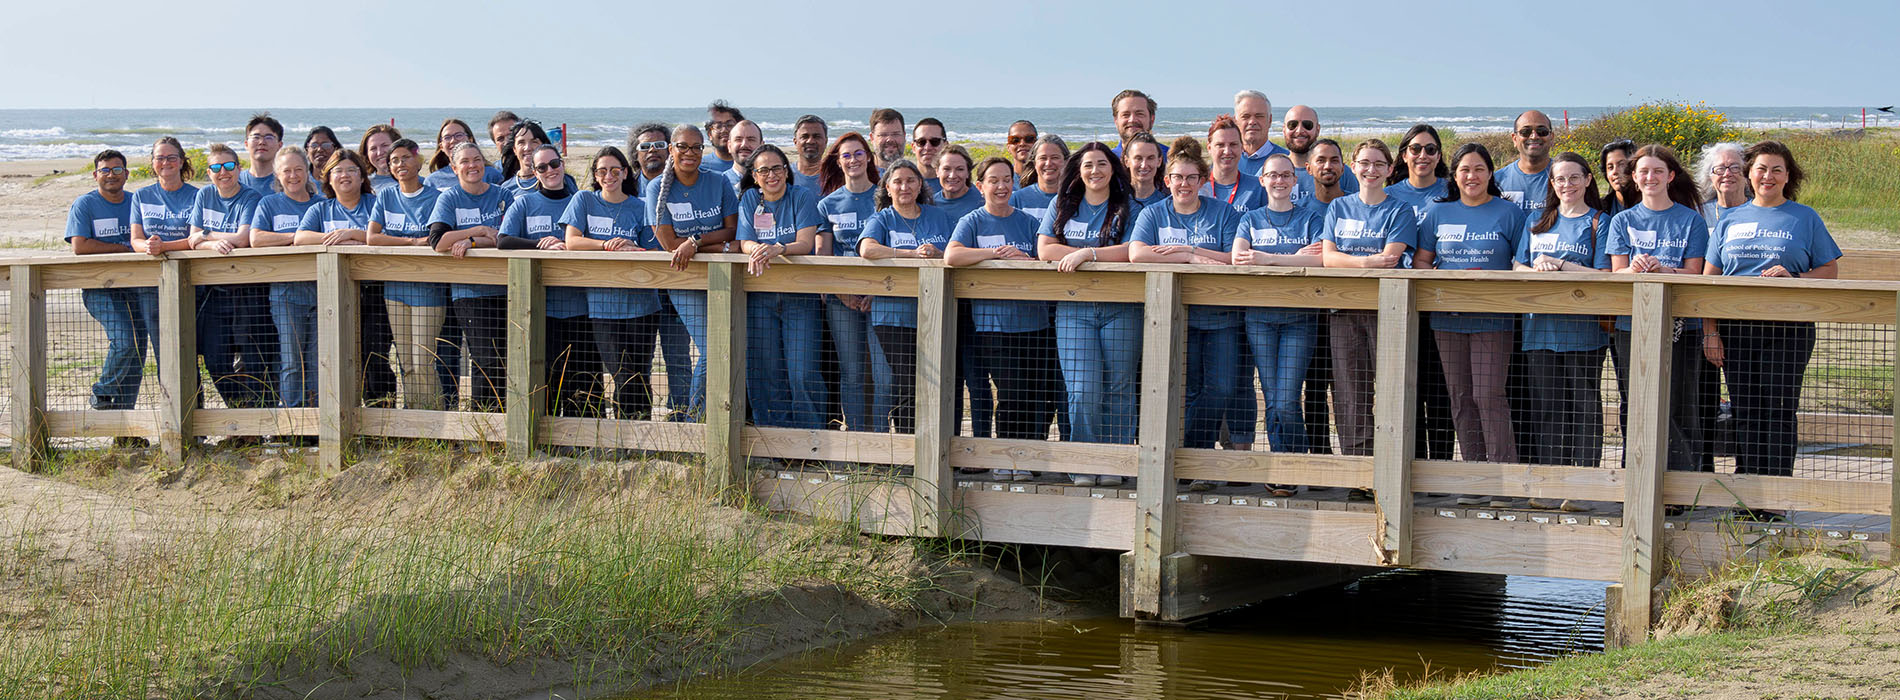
<box><xmin>1735</xmin><ymin>508</ymin><xmax>1786</xmax><ymax>522</ymax></box>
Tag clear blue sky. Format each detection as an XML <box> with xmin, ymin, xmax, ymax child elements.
<box><xmin>4</xmin><ymin>0</ymin><xmax>1891</xmax><ymax>109</ymax></box>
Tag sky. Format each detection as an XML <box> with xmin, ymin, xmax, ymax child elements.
<box><xmin>2</xmin><ymin>0</ymin><xmax>1893</xmax><ymax>109</ymax></box>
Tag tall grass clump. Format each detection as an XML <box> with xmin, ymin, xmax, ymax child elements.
<box><xmin>1764</xmin><ymin>130</ymin><xmax>1900</xmax><ymax>235</ymax></box>
<box><xmin>1558</xmin><ymin>101</ymin><xmax>1741</xmax><ymax>164</ymax></box>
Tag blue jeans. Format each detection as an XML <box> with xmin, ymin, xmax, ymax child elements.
<box><xmin>82</xmin><ymin>287</ymin><xmax>155</xmax><ymax>409</ymax></box>
<box><xmin>669</xmin><ymin>289</ymin><xmax>709</xmax><ymax>417</ymax></box>
<box><xmin>1056</xmin><ymin>302</ymin><xmax>1141</xmax><ymax>444</ymax></box>
<box><xmin>654</xmin><ymin>295</ymin><xmax>695</xmax><ymax>418</ymax></box>
<box><xmin>270</xmin><ymin>283</ymin><xmax>318</xmax><ymax>408</ymax></box>
<box><xmin>746</xmin><ymin>292</ymin><xmax>825</xmax><ymax>429</ymax></box>
<box><xmin>1246</xmin><ymin>313</ymin><xmax>1319</xmax><ymax>453</ymax></box>
<box><xmin>825</xmin><ymin>296</ymin><xmax>874</xmax><ymax>431</ymax></box>
<box><xmin>1184</xmin><ymin>323</ymin><xmax>1241</xmax><ymax>449</ymax></box>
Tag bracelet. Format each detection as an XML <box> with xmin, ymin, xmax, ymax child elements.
<box><xmin>1088</xmin><ymin>248</ymin><xmax>1098</xmax><ymax>261</ymax></box>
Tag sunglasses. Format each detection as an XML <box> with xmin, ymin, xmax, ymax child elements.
<box><xmin>206</xmin><ymin>162</ymin><xmax>242</xmax><ymax>173</ymax></box>
<box><xmin>1007</xmin><ymin>135</ymin><xmax>1036</xmax><ymax>145</ymax></box>
<box><xmin>1516</xmin><ymin>126</ymin><xmax>1552</xmax><ymax>138</ymax></box>
<box><xmin>1405</xmin><ymin>143</ymin><xmax>1440</xmax><ymax>156</ymax></box>
<box><xmin>534</xmin><ymin>158</ymin><xmax>565</xmax><ymax>173</ymax></box>
<box><xmin>635</xmin><ymin>141</ymin><xmax>670</xmax><ymax>152</ymax></box>
<box><xmin>1285</xmin><ymin>119</ymin><xmax>1316</xmax><ymax>131</ymax></box>
<box><xmin>673</xmin><ymin>143</ymin><xmax>705</xmax><ymax>152</ymax></box>
<box><xmin>913</xmin><ymin>137</ymin><xmax>944</xmax><ymax>147</ymax></box>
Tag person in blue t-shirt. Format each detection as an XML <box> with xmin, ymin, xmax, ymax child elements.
<box><xmin>1319</xmin><ymin>140</ymin><xmax>1421</xmax><ymax>467</ymax></box>
<box><xmin>283</xmin><ymin>150</ymin><xmax>377</xmax><ymax>409</ymax></box>
<box><xmin>858</xmin><ymin>160</ymin><xmax>952</xmax><ymax>435</ymax></box>
<box><xmin>498</xmin><ymin>121</ymin><xmax>578</xmax><ymax>200</ymax></box>
<box><xmin>1233</xmin><ymin>153</ymin><xmax>1325</xmax><ymax>462</ymax></box>
<box><xmin>125</xmin><ymin>138</ymin><xmax>200</xmax><ymax>378</ymax></box>
<box><xmin>1038</xmin><ymin>142</ymin><xmax>1141</xmax><ymax>488</ymax></box>
<box><xmin>245</xmin><ymin>147</ymin><xmax>323</xmax><ymax>409</ymax></box>
<box><xmin>1383</xmin><ymin>124</ymin><xmax>1459</xmax><ymax>462</ymax></box>
<box><xmin>721</xmin><ymin>121</ymin><xmax>764</xmax><ymax>200</ymax></box>
<box><xmin>240</xmin><ymin>113</ymin><xmax>283</xmax><ymax>195</ymax></box>
<box><xmin>1129</xmin><ymin>138</ymin><xmax>1244</xmax><ymax>461</ymax></box>
<box><xmin>1693</xmin><ymin>141</ymin><xmax>1751</xmax><ymax>230</ymax></box>
<box><xmin>1416</xmin><ymin>143</ymin><xmax>1528</xmax><ymax>471</ymax></box>
<box><xmin>64</xmin><ymin>150</ymin><xmax>148</xmax><ymax>420</ymax></box>
<box><xmin>1606</xmin><ymin>144</ymin><xmax>1712</xmax><ymax>473</ymax></box>
<box><xmin>1702</xmin><ymin>141</ymin><xmax>1842</xmax><ymax>479</ymax></box>
<box><xmin>1600</xmin><ymin>139</ymin><xmax>1639</xmax><ymax>222</ymax></box>
<box><xmin>735</xmin><ymin>145</ymin><xmax>827</xmax><ymax>431</ymax></box>
<box><xmin>816</xmin><ymin>132</ymin><xmax>885</xmax><ymax>434</ymax></box>
<box><xmin>1384</xmin><ymin>125</ymin><xmax>1447</xmax><ymax>224</ymax></box>
<box><xmin>563</xmin><ymin>146</ymin><xmax>667</xmax><ymax>420</ymax></box>
<box><xmin>495</xmin><ymin>144</ymin><xmax>598</xmax><ymax>418</ymax></box>
<box><xmin>648</xmin><ymin>125</ymin><xmax>740</xmax><ymax>420</ymax></box>
<box><xmin>932</xmin><ymin>144</ymin><xmax>995</xmax><ymax>440</ymax></box>
<box><xmin>912</xmin><ymin>118</ymin><xmax>947</xmax><ymax>194</ymax></box>
<box><xmin>1011</xmin><ymin>135</ymin><xmax>1067</xmax><ymax>223</ymax></box>
<box><xmin>1292</xmin><ymin>135</ymin><xmax>1352</xmax><ymax>212</ymax></box>
<box><xmin>948</xmin><ymin>156</ymin><xmax>1060</xmax><ymax>480</ymax></box>
<box><xmin>702</xmin><ymin>100</ymin><xmax>742</xmax><ymax>173</ymax></box>
<box><xmin>360</xmin><ymin>124</ymin><xmax>401</xmax><ymax>195</ymax></box>
<box><xmin>1233</xmin><ymin>90</ymin><xmax>1291</xmax><ymax>177</ymax></box>
<box><xmin>427</xmin><ymin>142</ymin><xmax>514</xmax><ymax>411</ymax></box>
<box><xmin>1512</xmin><ymin>153</ymin><xmax>1611</xmax><ymax>486</ymax></box>
<box><xmin>1121</xmin><ymin>132</ymin><xmax>1171</xmax><ymax>214</ymax></box>
<box><xmin>424</xmin><ymin>118</ymin><xmax>505</xmax><ymax>192</ymax></box>
<box><xmin>934</xmin><ymin>145</ymin><xmax>986</xmax><ymax>222</ymax></box>
<box><xmin>1202</xmin><ymin>116</ymin><xmax>1264</xmax><ymax>211</ymax></box>
<box><xmin>367</xmin><ymin>139</ymin><xmax>451</xmax><ymax>411</ymax></box>
<box><xmin>1494</xmin><ymin>111</ymin><xmax>1555</xmax><ymax>217</ymax></box>
<box><xmin>1285</xmin><ymin>106</ymin><xmax>1361</xmax><ymax>208</ymax></box>
<box><xmin>189</xmin><ymin>143</ymin><xmax>275</xmax><ymax>415</ymax></box>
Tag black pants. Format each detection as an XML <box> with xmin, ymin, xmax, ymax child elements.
<box><xmin>974</xmin><ymin>328</ymin><xmax>1059</xmax><ymax>441</ymax></box>
<box><xmin>593</xmin><ymin>316</ymin><xmax>656</xmax><ymax>420</ymax></box>
<box><xmin>1723</xmin><ymin>320</ymin><xmax>1816</xmax><ymax>476</ymax></box>
<box><xmin>1524</xmin><ymin>348</ymin><xmax>1607</xmax><ymax>467</ymax></box>
<box><xmin>547</xmin><ymin>315</ymin><xmax>602</xmax><ymax>417</ymax></box>
<box><xmin>956</xmin><ymin>301</ymin><xmax>994</xmax><ymax>438</ymax></box>
<box><xmin>359</xmin><ymin>281</ymin><xmax>397</xmax><ymax>406</ymax></box>
<box><xmin>1414</xmin><ymin>314</ymin><xmax>1456</xmax><ymax>459</ymax></box>
<box><xmin>1612</xmin><ymin>327</ymin><xmax>1709</xmax><ymax>472</ymax></box>
<box><xmin>1506</xmin><ymin>319</ymin><xmax>1534</xmax><ymax>461</ymax></box>
<box><xmin>875</xmin><ymin>324</ymin><xmax>917</xmax><ymax>434</ymax></box>
<box><xmin>436</xmin><ymin>310</ymin><xmax>467</xmax><ymax>410</ymax></box>
<box><xmin>199</xmin><ymin>283</ymin><xmax>279</xmax><ymax>408</ymax></box>
<box><xmin>454</xmin><ymin>297</ymin><xmax>508</xmax><ymax>412</ymax></box>
<box><xmin>1304</xmin><ymin>316</ymin><xmax>1333</xmax><ymax>454</ymax></box>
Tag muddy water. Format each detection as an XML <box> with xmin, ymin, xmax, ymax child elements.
<box><xmin>626</xmin><ymin>571</ymin><xmax>1606</xmax><ymax>699</ymax></box>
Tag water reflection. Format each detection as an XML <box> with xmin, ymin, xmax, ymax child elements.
<box><xmin>626</xmin><ymin>571</ymin><xmax>1605</xmax><ymax>699</ymax></box>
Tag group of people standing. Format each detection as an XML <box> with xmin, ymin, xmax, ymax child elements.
<box><xmin>64</xmin><ymin>92</ymin><xmax>1842</xmax><ymax>504</ymax></box>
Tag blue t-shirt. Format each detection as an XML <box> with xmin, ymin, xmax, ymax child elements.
<box><xmin>190</xmin><ymin>186</ymin><xmax>261</xmax><ymax>235</ymax></box>
<box><xmin>735</xmin><ymin>185</ymin><xmax>823</xmax><ymax>248</ymax></box>
<box><xmin>297</xmin><ymin>196</ymin><xmax>375</xmax><ymax>235</ymax></box>
<box><xmin>250</xmin><ymin>193</ymin><xmax>321</xmax><ymax>305</ymax></box>
<box><xmin>645</xmin><ymin>167</ymin><xmax>740</xmax><ymax>238</ymax></box>
<box><xmin>1708</xmin><ymin>201</ymin><xmax>1842</xmax><ymax>279</ymax></box>
<box><xmin>369</xmin><ymin>173</ymin><xmax>399</xmax><ymax>195</ymax></box>
<box><xmin>1008</xmin><ymin>185</ymin><xmax>1058</xmax><ymax>224</ymax></box>
<box><xmin>790</xmin><ymin>167</ymin><xmax>820</xmax><ymax>195</ymax></box>
<box><xmin>924</xmin><ymin>177</ymin><xmax>942</xmax><ymax>197</ymax></box>
<box><xmin>1516</xmin><ymin>210</ymin><xmax>1609</xmax><ymax>352</ymax></box>
<box><xmin>499</xmin><ymin>190</ymin><xmax>589</xmax><ymax>319</ymax></box>
<box><xmin>1605</xmin><ymin>202</ymin><xmax>1708</xmax><ymax>331</ymax></box>
<box><xmin>1200</xmin><ymin>176</ymin><xmax>1263</xmax><ymax>211</ymax></box>
<box><xmin>1383</xmin><ymin>179</ymin><xmax>1444</xmax><ymax>223</ymax></box>
<box><xmin>1236</xmin><ymin>204</ymin><xmax>1325</xmax><ymax>325</ymax></box>
<box><xmin>132</xmin><ymin>182</ymin><xmax>200</xmax><ymax>241</ymax></box>
<box><xmin>500</xmin><ymin>173</ymin><xmax>577</xmax><ymax>201</ymax></box>
<box><xmin>1237</xmin><ymin>142</ymin><xmax>1292</xmax><ymax>177</ymax></box>
<box><xmin>950</xmin><ymin>208</ymin><xmax>1049</xmax><ymax>334</ymax></box>
<box><xmin>1321</xmin><ymin>195</ymin><xmax>1419</xmax><ymax>261</ymax></box>
<box><xmin>817</xmin><ymin>186</ymin><xmax>878</xmax><ymax>258</ymax></box>
<box><xmin>1494</xmin><ymin>161</ymin><xmax>1551</xmax><ymax>216</ymax></box>
<box><xmin>936</xmin><ymin>187</ymin><xmax>985</xmax><ymax>223</ymax></box>
<box><xmin>1418</xmin><ymin>198</ymin><xmax>1526</xmax><ymax>333</ymax></box>
<box><xmin>239</xmin><ymin>169</ymin><xmax>276</xmax><ymax>195</ymax></box>
<box><xmin>371</xmin><ymin>185</ymin><xmax>448</xmax><ymax>307</ymax></box>
<box><xmin>1131</xmin><ymin>189</ymin><xmax>1170</xmax><ymax>216</ymax></box>
<box><xmin>1130</xmin><ymin>196</ymin><xmax>1245</xmax><ymax>330</ymax></box>
<box><xmin>63</xmin><ymin>190</ymin><xmax>133</xmax><ymax>247</ymax></box>
<box><xmin>723</xmin><ymin>168</ymin><xmax>745</xmax><ymax>199</ymax></box>
<box><xmin>561</xmin><ymin>191</ymin><xmax>662</xmax><ymax>320</ymax></box>
<box><xmin>1036</xmin><ymin>198</ymin><xmax>1129</xmax><ymax>249</ymax></box>
<box><xmin>702</xmin><ymin>154</ymin><xmax>733</xmax><ymax>173</ymax></box>
<box><xmin>861</xmin><ymin>205</ymin><xmax>956</xmax><ymax>328</ymax></box>
<box><xmin>1292</xmin><ymin>167</ymin><xmax>1360</xmax><ymax>209</ymax></box>
<box><xmin>424</xmin><ymin>165</ymin><xmax>505</xmax><ymax>192</ymax></box>
<box><xmin>428</xmin><ymin>183</ymin><xmax>514</xmax><ymax>299</ymax></box>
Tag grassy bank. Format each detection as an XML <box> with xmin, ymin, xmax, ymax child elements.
<box><xmin>0</xmin><ymin>447</ymin><xmax>1054</xmax><ymax>698</ymax></box>
<box><xmin>1358</xmin><ymin>553</ymin><xmax>1900</xmax><ymax>699</ymax></box>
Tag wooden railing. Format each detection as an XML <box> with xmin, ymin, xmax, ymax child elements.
<box><xmin>2</xmin><ymin>247</ymin><xmax>1896</xmax><ymax>645</ymax></box>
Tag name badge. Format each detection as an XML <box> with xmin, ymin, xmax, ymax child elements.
<box><xmin>666</xmin><ymin>202</ymin><xmax>696</xmax><ymax>221</ymax></box>
<box><xmin>1530</xmin><ymin>232</ymin><xmax>1558</xmax><ymax>254</ymax></box>
<box><xmin>1158</xmin><ymin>226</ymin><xmax>1188</xmax><ymax>245</ymax></box>
<box><xmin>752</xmin><ymin>212</ymin><xmax>775</xmax><ymax>232</ymax></box>
<box><xmin>1436</xmin><ymin>224</ymin><xmax>1467</xmax><ymax>243</ymax></box>
<box><xmin>1628</xmin><ymin>227</ymin><xmax>1658</xmax><ymax>250</ymax></box>
<box><xmin>455</xmin><ymin>208</ymin><xmax>483</xmax><ymax>227</ymax></box>
<box><xmin>975</xmin><ymin>234</ymin><xmax>1007</xmax><ymax>248</ymax></box>
<box><xmin>272</xmin><ymin>214</ymin><xmax>300</xmax><ymax>232</ymax></box>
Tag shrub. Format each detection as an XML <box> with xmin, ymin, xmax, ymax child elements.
<box><xmin>1558</xmin><ymin>101</ymin><xmax>1742</xmax><ymax>165</ymax></box>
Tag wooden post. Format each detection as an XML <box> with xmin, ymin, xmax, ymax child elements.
<box><xmin>9</xmin><ymin>265</ymin><xmax>46</xmax><ymax>471</ymax></box>
<box><xmin>155</xmin><ymin>258</ymin><xmax>197</xmax><ymax>463</ymax></box>
<box><xmin>705</xmin><ymin>262</ymin><xmax>747</xmax><ymax>493</ymax></box>
<box><xmin>505</xmin><ymin>257</ymin><xmax>545</xmax><ymax>460</ymax></box>
<box><xmin>1131</xmin><ymin>271</ymin><xmax>1185</xmax><ymax>619</ymax></box>
<box><xmin>1372</xmin><ymin>278</ymin><xmax>1418</xmax><ymax>565</ymax></box>
<box><xmin>1618</xmin><ymin>281</ymin><xmax>1673</xmax><ymax>645</ymax></box>
<box><xmin>911</xmin><ymin>265</ymin><xmax>956</xmax><ymax>537</ymax></box>
<box><xmin>316</xmin><ymin>253</ymin><xmax>359</xmax><ymax>470</ymax></box>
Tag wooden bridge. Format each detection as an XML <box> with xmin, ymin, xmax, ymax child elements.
<box><xmin>3</xmin><ymin>247</ymin><xmax>1895</xmax><ymax>647</ymax></box>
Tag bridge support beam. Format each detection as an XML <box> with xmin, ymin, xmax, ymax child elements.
<box><xmin>1120</xmin><ymin>553</ymin><xmax>1373</xmax><ymax>623</ymax></box>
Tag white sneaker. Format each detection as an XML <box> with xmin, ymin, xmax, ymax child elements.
<box><xmin>1188</xmin><ymin>480</ymin><xmax>1214</xmax><ymax>492</ymax></box>
<box><xmin>991</xmin><ymin>470</ymin><xmax>1014</xmax><ymax>481</ymax></box>
<box><xmin>1098</xmin><ymin>475</ymin><xmax>1124</xmax><ymax>488</ymax></box>
<box><xmin>1070</xmin><ymin>474</ymin><xmax>1096</xmax><ymax>487</ymax></box>
<box><xmin>1011</xmin><ymin>471</ymin><xmax>1033</xmax><ymax>482</ymax></box>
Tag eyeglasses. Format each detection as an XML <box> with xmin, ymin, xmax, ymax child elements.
<box><xmin>593</xmin><ymin>166</ymin><xmax>625</xmax><ymax>177</ymax></box>
<box><xmin>1007</xmin><ymin>135</ymin><xmax>1036</xmax><ymax>145</ymax></box>
<box><xmin>672</xmin><ymin>143</ymin><xmax>705</xmax><ymax>152</ymax></box>
<box><xmin>1285</xmin><ymin>119</ymin><xmax>1316</xmax><ymax>131</ymax></box>
<box><xmin>328</xmin><ymin>166</ymin><xmax>362</xmax><ymax>178</ymax></box>
<box><xmin>535</xmin><ymin>158</ymin><xmax>566</xmax><ymax>173</ymax></box>
<box><xmin>1516</xmin><ymin>126</ymin><xmax>1552</xmax><ymax>138</ymax></box>
<box><xmin>1406</xmin><ymin>143</ymin><xmax>1440</xmax><ymax>156</ymax></box>
<box><xmin>753</xmin><ymin>164</ymin><xmax>789</xmax><ymax>176</ymax></box>
<box><xmin>635</xmin><ymin>141</ymin><xmax>670</xmax><ymax>152</ymax></box>
<box><xmin>153</xmin><ymin>154</ymin><xmax>183</xmax><ymax>164</ymax></box>
<box><xmin>246</xmin><ymin>133</ymin><xmax>278</xmax><ymax>143</ymax></box>
<box><xmin>1263</xmin><ymin>171</ymin><xmax>1296</xmax><ymax>180</ymax></box>
<box><xmin>1710</xmin><ymin>164</ymin><xmax>1744</xmax><ymax>175</ymax></box>
<box><xmin>94</xmin><ymin>166</ymin><xmax>128</xmax><ymax>175</ymax></box>
<box><xmin>913</xmin><ymin>137</ymin><xmax>944</xmax><ymax>147</ymax></box>
<box><xmin>1353</xmin><ymin>159</ymin><xmax>1391</xmax><ymax>169</ymax></box>
<box><xmin>1165</xmin><ymin>173</ymin><xmax>1204</xmax><ymax>183</ymax></box>
<box><xmin>442</xmin><ymin>132</ymin><xmax>472</xmax><ymax>145</ymax></box>
<box><xmin>838</xmin><ymin>149</ymin><xmax>868</xmax><ymax>161</ymax></box>
<box><xmin>207</xmin><ymin>162</ymin><xmax>241</xmax><ymax>172</ymax></box>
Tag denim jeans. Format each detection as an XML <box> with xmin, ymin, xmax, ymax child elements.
<box><xmin>270</xmin><ymin>283</ymin><xmax>318</xmax><ymax>409</ymax></box>
<box><xmin>654</xmin><ymin>295</ymin><xmax>695</xmax><ymax>417</ymax></box>
<box><xmin>1055</xmin><ymin>302</ymin><xmax>1141</xmax><ymax>444</ymax></box>
<box><xmin>1184</xmin><ymin>323</ymin><xmax>1241</xmax><ymax>449</ymax></box>
<box><xmin>1246</xmin><ymin>312</ymin><xmax>1318</xmax><ymax>454</ymax></box>
<box><xmin>825</xmin><ymin>295</ymin><xmax>874</xmax><ymax>432</ymax></box>
<box><xmin>82</xmin><ymin>287</ymin><xmax>155</xmax><ymax>410</ymax></box>
<box><xmin>668</xmin><ymin>289</ymin><xmax>709</xmax><ymax>417</ymax></box>
<box><xmin>198</xmin><ymin>284</ymin><xmax>278</xmax><ymax>408</ymax></box>
<box><xmin>746</xmin><ymin>292</ymin><xmax>826</xmax><ymax>429</ymax></box>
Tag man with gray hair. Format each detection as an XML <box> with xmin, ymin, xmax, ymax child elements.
<box><xmin>1234</xmin><ymin>90</ymin><xmax>1290</xmax><ymax>176</ymax></box>
<box><xmin>629</xmin><ymin>121</ymin><xmax>672</xmax><ymax>192</ymax></box>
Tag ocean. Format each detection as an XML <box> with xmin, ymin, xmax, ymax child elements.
<box><xmin>0</xmin><ymin>106</ymin><xmax>1886</xmax><ymax>162</ymax></box>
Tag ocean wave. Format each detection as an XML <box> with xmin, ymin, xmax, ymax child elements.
<box><xmin>0</xmin><ymin>143</ymin><xmax>118</xmax><ymax>160</ymax></box>
<box><xmin>1</xmin><ymin>127</ymin><xmax>66</xmax><ymax>139</ymax></box>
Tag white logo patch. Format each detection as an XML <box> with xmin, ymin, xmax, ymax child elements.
<box><xmin>586</xmin><ymin>215</ymin><xmax>615</xmax><ymax>236</ymax></box>
<box><xmin>1436</xmin><ymin>224</ymin><xmax>1467</xmax><ymax>243</ymax></box>
<box><xmin>1530</xmin><ymin>232</ymin><xmax>1558</xmax><ymax>254</ymax></box>
<box><xmin>200</xmin><ymin>209</ymin><xmax>225</xmax><ymax>229</ymax></box>
<box><xmin>1725</xmin><ymin>221</ymin><xmax>1760</xmax><ymax>239</ymax></box>
<box><xmin>828</xmin><ymin>212</ymin><xmax>858</xmax><ymax>230</ymax></box>
<box><xmin>455</xmin><ymin>208</ymin><xmax>483</xmax><ymax>227</ymax></box>
<box><xmin>91</xmin><ymin>218</ymin><xmax>120</xmax><ymax>236</ymax></box>
<box><xmin>1158</xmin><ymin>226</ymin><xmax>1188</xmax><ymax>245</ymax></box>
<box><xmin>1628</xmin><ymin>227</ymin><xmax>1658</xmax><ymax>250</ymax></box>
<box><xmin>527</xmin><ymin>215</ymin><xmax>554</xmax><ymax>234</ymax></box>
<box><xmin>975</xmin><ymin>234</ymin><xmax>1007</xmax><ymax>248</ymax></box>
<box><xmin>384</xmin><ymin>212</ymin><xmax>407</xmax><ymax>229</ymax></box>
<box><xmin>272</xmin><ymin>214</ymin><xmax>301</xmax><ymax>232</ymax></box>
<box><xmin>1250</xmin><ymin>227</ymin><xmax>1280</xmax><ymax>246</ymax></box>
<box><xmin>665</xmin><ymin>202</ymin><xmax>695</xmax><ymax>221</ymax></box>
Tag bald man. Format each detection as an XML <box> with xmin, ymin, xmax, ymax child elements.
<box><xmin>721</xmin><ymin>120</ymin><xmax>764</xmax><ymax>197</ymax></box>
<box><xmin>1495</xmin><ymin>110</ymin><xmax>1554</xmax><ymax>215</ymax></box>
<box><xmin>1285</xmin><ymin>105</ymin><xmax>1359</xmax><ymax>208</ymax></box>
